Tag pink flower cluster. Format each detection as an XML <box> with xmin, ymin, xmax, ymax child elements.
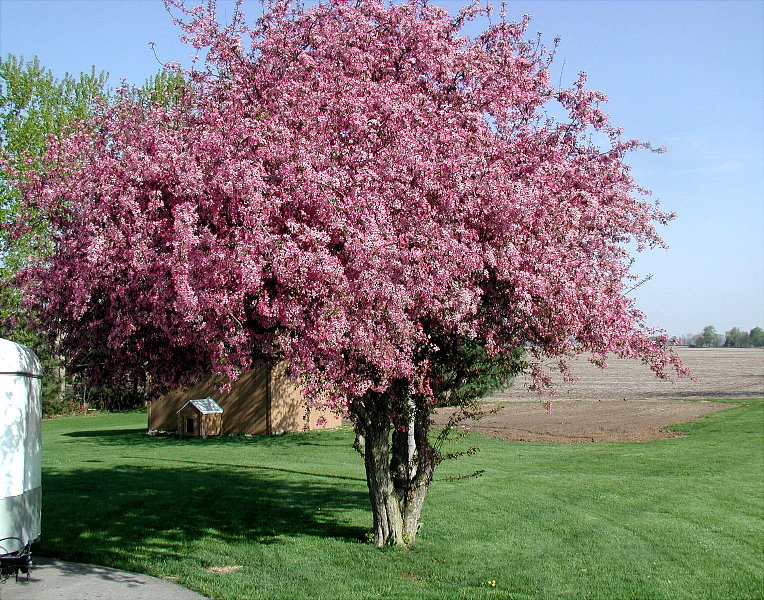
<box><xmin>10</xmin><ymin>0</ymin><xmax>686</xmax><ymax>410</ymax></box>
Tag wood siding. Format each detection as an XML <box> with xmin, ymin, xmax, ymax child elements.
<box><xmin>147</xmin><ymin>363</ymin><xmax>341</xmax><ymax>435</ymax></box>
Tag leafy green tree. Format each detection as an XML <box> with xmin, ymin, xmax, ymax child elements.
<box><xmin>724</xmin><ymin>327</ymin><xmax>750</xmax><ymax>348</ymax></box>
<box><xmin>694</xmin><ymin>325</ymin><xmax>723</xmax><ymax>348</ymax></box>
<box><xmin>130</xmin><ymin>68</ymin><xmax>189</xmax><ymax>107</ymax></box>
<box><xmin>430</xmin><ymin>337</ymin><xmax>525</xmax><ymax>407</ymax></box>
<box><xmin>1</xmin><ymin>55</ymin><xmax>183</xmax><ymax>413</ymax></box>
<box><xmin>750</xmin><ymin>327</ymin><xmax>764</xmax><ymax>348</ymax></box>
<box><xmin>1</xmin><ymin>55</ymin><xmax>110</xmax><ymax>328</ymax></box>
<box><xmin>1</xmin><ymin>57</ymin><xmax>187</xmax><ymax>312</ymax></box>
<box><xmin>0</xmin><ymin>55</ymin><xmax>110</xmax><ymax>413</ymax></box>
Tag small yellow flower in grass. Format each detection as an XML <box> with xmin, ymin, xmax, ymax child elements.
<box><xmin>485</xmin><ymin>580</ymin><xmax>497</xmax><ymax>587</ymax></box>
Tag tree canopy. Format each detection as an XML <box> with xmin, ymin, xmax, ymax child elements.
<box><xmin>7</xmin><ymin>0</ymin><xmax>686</xmax><ymax>545</ymax></box>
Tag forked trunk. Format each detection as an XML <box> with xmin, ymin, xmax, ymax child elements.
<box><xmin>359</xmin><ymin>399</ymin><xmax>437</xmax><ymax>548</ymax></box>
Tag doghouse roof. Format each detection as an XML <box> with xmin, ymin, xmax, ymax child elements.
<box><xmin>177</xmin><ymin>397</ymin><xmax>223</xmax><ymax>415</ymax></box>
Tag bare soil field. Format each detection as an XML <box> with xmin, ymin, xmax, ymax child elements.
<box><xmin>433</xmin><ymin>348</ymin><xmax>764</xmax><ymax>443</ymax></box>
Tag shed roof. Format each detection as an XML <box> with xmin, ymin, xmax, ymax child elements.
<box><xmin>178</xmin><ymin>397</ymin><xmax>223</xmax><ymax>414</ymax></box>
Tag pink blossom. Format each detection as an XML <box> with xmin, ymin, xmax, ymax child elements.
<box><xmin>8</xmin><ymin>0</ymin><xmax>686</xmax><ymax>409</ymax></box>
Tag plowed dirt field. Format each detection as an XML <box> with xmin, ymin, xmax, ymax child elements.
<box><xmin>432</xmin><ymin>348</ymin><xmax>764</xmax><ymax>443</ymax></box>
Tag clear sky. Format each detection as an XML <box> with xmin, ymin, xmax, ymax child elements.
<box><xmin>1</xmin><ymin>0</ymin><xmax>762</xmax><ymax>338</ymax></box>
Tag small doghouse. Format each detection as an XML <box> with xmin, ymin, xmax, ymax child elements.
<box><xmin>177</xmin><ymin>397</ymin><xmax>223</xmax><ymax>438</ymax></box>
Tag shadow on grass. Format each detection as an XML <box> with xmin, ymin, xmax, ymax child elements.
<box><xmin>66</xmin><ymin>428</ymin><xmax>148</xmax><ymax>437</ymax></box>
<box><xmin>122</xmin><ymin>455</ymin><xmax>366</xmax><ymax>483</ymax></box>
<box><xmin>62</xmin><ymin>428</ymin><xmax>345</xmax><ymax>448</ymax></box>
<box><xmin>39</xmin><ymin>441</ymin><xmax>370</xmax><ymax>567</ymax></box>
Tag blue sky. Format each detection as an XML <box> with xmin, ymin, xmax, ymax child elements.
<box><xmin>1</xmin><ymin>0</ymin><xmax>762</xmax><ymax>338</ymax></box>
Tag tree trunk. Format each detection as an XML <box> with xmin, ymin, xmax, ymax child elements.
<box><xmin>54</xmin><ymin>332</ymin><xmax>68</xmax><ymax>406</ymax></box>
<box><xmin>364</xmin><ymin>423</ymin><xmax>406</xmax><ymax>546</ymax></box>
<box><xmin>357</xmin><ymin>396</ymin><xmax>437</xmax><ymax>548</ymax></box>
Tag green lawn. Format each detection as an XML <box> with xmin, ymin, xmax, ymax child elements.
<box><xmin>38</xmin><ymin>400</ymin><xmax>763</xmax><ymax>600</ymax></box>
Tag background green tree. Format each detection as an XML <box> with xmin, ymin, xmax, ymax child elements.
<box><xmin>1</xmin><ymin>55</ymin><xmax>110</xmax><ymax>330</ymax></box>
<box><xmin>694</xmin><ymin>325</ymin><xmax>723</xmax><ymax>348</ymax></box>
<box><xmin>687</xmin><ymin>325</ymin><xmax>762</xmax><ymax>349</ymax></box>
<box><xmin>724</xmin><ymin>327</ymin><xmax>751</xmax><ymax>348</ymax></box>
<box><xmin>1</xmin><ymin>55</ymin><xmax>185</xmax><ymax>414</ymax></box>
<box><xmin>1</xmin><ymin>54</ymin><xmax>110</xmax><ymax>414</ymax></box>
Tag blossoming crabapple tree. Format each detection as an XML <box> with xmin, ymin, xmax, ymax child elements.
<box><xmin>10</xmin><ymin>0</ymin><xmax>686</xmax><ymax>546</ymax></box>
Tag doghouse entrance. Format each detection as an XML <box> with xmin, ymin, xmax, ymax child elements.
<box><xmin>175</xmin><ymin>397</ymin><xmax>224</xmax><ymax>437</ymax></box>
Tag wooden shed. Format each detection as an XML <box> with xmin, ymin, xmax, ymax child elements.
<box><xmin>177</xmin><ymin>397</ymin><xmax>223</xmax><ymax>438</ymax></box>
<box><xmin>148</xmin><ymin>362</ymin><xmax>341</xmax><ymax>435</ymax></box>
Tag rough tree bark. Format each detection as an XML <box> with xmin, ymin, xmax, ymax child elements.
<box><xmin>354</xmin><ymin>393</ymin><xmax>437</xmax><ymax>547</ymax></box>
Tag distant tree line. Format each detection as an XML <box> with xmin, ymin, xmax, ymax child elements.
<box><xmin>676</xmin><ymin>326</ymin><xmax>764</xmax><ymax>348</ymax></box>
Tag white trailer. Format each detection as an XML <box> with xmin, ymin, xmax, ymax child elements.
<box><xmin>0</xmin><ymin>338</ymin><xmax>42</xmax><ymax>580</ymax></box>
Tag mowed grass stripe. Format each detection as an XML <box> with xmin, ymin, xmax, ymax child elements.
<box><xmin>38</xmin><ymin>400</ymin><xmax>763</xmax><ymax>599</ymax></box>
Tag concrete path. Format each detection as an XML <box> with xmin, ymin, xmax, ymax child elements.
<box><xmin>1</xmin><ymin>557</ymin><xmax>208</xmax><ymax>600</ymax></box>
